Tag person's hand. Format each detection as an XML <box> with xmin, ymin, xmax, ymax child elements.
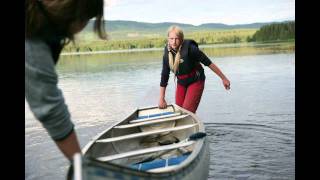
<box><xmin>222</xmin><ymin>78</ymin><xmax>231</xmax><ymax>90</ymax></box>
<box><xmin>158</xmin><ymin>98</ymin><xmax>167</xmax><ymax>109</ymax></box>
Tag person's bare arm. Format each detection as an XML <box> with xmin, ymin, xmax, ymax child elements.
<box><xmin>55</xmin><ymin>130</ymin><xmax>81</xmax><ymax>161</ymax></box>
<box><xmin>159</xmin><ymin>86</ymin><xmax>168</xmax><ymax>108</ymax></box>
<box><xmin>208</xmin><ymin>63</ymin><xmax>231</xmax><ymax>90</ymax></box>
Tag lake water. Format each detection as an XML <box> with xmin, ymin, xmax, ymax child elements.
<box><xmin>25</xmin><ymin>43</ymin><xmax>295</xmax><ymax>180</ymax></box>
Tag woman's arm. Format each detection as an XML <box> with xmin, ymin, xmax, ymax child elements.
<box><xmin>208</xmin><ymin>63</ymin><xmax>231</xmax><ymax>90</ymax></box>
<box><xmin>25</xmin><ymin>39</ymin><xmax>81</xmax><ymax>160</ymax></box>
<box><xmin>188</xmin><ymin>43</ymin><xmax>230</xmax><ymax>90</ymax></box>
<box><xmin>159</xmin><ymin>51</ymin><xmax>170</xmax><ymax>108</ymax></box>
<box><xmin>159</xmin><ymin>86</ymin><xmax>168</xmax><ymax>108</ymax></box>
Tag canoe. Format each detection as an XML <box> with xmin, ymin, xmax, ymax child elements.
<box><xmin>68</xmin><ymin>104</ymin><xmax>210</xmax><ymax>180</ymax></box>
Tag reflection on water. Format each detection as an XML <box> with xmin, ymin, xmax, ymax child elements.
<box><xmin>26</xmin><ymin>43</ymin><xmax>295</xmax><ymax>180</ymax></box>
<box><xmin>58</xmin><ymin>50</ymin><xmax>163</xmax><ymax>74</ymax></box>
<box><xmin>202</xmin><ymin>42</ymin><xmax>295</xmax><ymax>57</ymax></box>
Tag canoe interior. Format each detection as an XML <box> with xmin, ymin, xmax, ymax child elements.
<box><xmin>83</xmin><ymin>104</ymin><xmax>200</xmax><ymax>171</ymax></box>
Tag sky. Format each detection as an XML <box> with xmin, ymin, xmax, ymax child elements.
<box><xmin>104</xmin><ymin>0</ymin><xmax>295</xmax><ymax>25</ymax></box>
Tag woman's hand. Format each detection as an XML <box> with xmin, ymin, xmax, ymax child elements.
<box><xmin>222</xmin><ymin>78</ymin><xmax>231</xmax><ymax>90</ymax></box>
<box><xmin>208</xmin><ymin>63</ymin><xmax>231</xmax><ymax>90</ymax></box>
<box><xmin>158</xmin><ymin>98</ymin><xmax>167</xmax><ymax>109</ymax></box>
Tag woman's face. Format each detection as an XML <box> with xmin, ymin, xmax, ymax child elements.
<box><xmin>168</xmin><ymin>31</ymin><xmax>182</xmax><ymax>50</ymax></box>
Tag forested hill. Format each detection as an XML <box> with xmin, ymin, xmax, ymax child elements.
<box><xmin>83</xmin><ymin>20</ymin><xmax>281</xmax><ymax>33</ymax></box>
<box><xmin>249</xmin><ymin>21</ymin><xmax>295</xmax><ymax>42</ymax></box>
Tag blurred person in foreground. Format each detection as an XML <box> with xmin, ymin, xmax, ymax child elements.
<box><xmin>25</xmin><ymin>0</ymin><xmax>106</xmax><ymax>160</ymax></box>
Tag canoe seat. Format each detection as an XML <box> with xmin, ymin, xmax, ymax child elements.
<box><xmin>96</xmin><ymin>141</ymin><xmax>195</xmax><ymax>162</ymax></box>
<box><xmin>130</xmin><ymin>112</ymin><xmax>181</xmax><ymax>123</ymax></box>
<box><xmin>114</xmin><ymin>114</ymin><xmax>189</xmax><ymax>129</ymax></box>
<box><xmin>138</xmin><ymin>112</ymin><xmax>174</xmax><ymax>119</ymax></box>
<box><xmin>130</xmin><ymin>153</ymin><xmax>190</xmax><ymax>171</ymax></box>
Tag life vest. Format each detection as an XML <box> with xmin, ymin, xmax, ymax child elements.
<box><xmin>177</xmin><ymin>64</ymin><xmax>204</xmax><ymax>87</ymax></box>
<box><xmin>164</xmin><ymin>39</ymin><xmax>206</xmax><ymax>86</ymax></box>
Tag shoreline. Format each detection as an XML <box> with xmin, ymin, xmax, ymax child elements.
<box><xmin>61</xmin><ymin>47</ymin><xmax>163</xmax><ymax>56</ymax></box>
<box><xmin>61</xmin><ymin>41</ymin><xmax>295</xmax><ymax>56</ymax></box>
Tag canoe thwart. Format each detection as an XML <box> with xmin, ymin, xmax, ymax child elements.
<box><xmin>95</xmin><ymin>124</ymin><xmax>197</xmax><ymax>143</ymax></box>
<box><xmin>96</xmin><ymin>141</ymin><xmax>195</xmax><ymax>162</ymax></box>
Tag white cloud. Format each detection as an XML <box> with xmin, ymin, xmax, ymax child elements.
<box><xmin>104</xmin><ymin>0</ymin><xmax>120</xmax><ymax>9</ymax></box>
<box><xmin>103</xmin><ymin>0</ymin><xmax>295</xmax><ymax>25</ymax></box>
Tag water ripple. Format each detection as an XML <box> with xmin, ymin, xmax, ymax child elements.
<box><xmin>205</xmin><ymin>122</ymin><xmax>294</xmax><ymax>180</ymax></box>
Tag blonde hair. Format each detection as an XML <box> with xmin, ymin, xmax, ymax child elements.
<box><xmin>167</xmin><ymin>25</ymin><xmax>184</xmax><ymax>74</ymax></box>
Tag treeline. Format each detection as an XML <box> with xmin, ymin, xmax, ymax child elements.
<box><xmin>63</xmin><ymin>29</ymin><xmax>257</xmax><ymax>52</ymax></box>
<box><xmin>63</xmin><ymin>38</ymin><xmax>167</xmax><ymax>52</ymax></box>
<box><xmin>248</xmin><ymin>21</ymin><xmax>295</xmax><ymax>42</ymax></box>
<box><xmin>189</xmin><ymin>29</ymin><xmax>255</xmax><ymax>44</ymax></box>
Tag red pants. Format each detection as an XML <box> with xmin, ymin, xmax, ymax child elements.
<box><xmin>175</xmin><ymin>80</ymin><xmax>205</xmax><ymax>113</ymax></box>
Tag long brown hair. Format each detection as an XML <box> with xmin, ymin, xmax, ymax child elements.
<box><xmin>25</xmin><ymin>0</ymin><xmax>106</xmax><ymax>44</ymax></box>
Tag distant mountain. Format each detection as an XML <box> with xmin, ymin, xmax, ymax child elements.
<box><xmin>80</xmin><ymin>20</ymin><xmax>293</xmax><ymax>40</ymax></box>
<box><xmin>84</xmin><ymin>20</ymin><xmax>196</xmax><ymax>33</ymax></box>
<box><xmin>198</xmin><ymin>22</ymin><xmax>271</xmax><ymax>29</ymax></box>
<box><xmin>106</xmin><ymin>21</ymin><xmax>194</xmax><ymax>31</ymax></box>
<box><xmin>84</xmin><ymin>20</ymin><xmax>281</xmax><ymax>32</ymax></box>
